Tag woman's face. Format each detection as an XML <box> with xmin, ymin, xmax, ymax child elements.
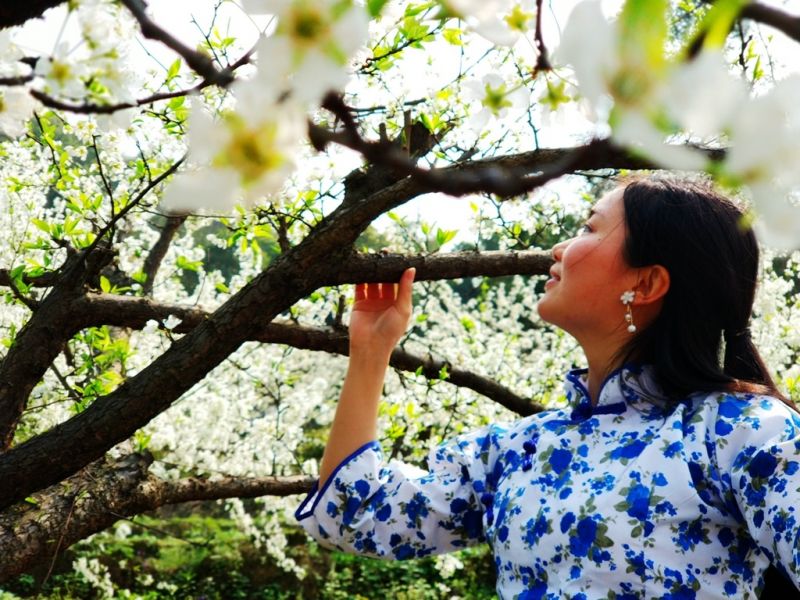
<box><xmin>536</xmin><ymin>187</ymin><xmax>640</xmax><ymax>341</ymax></box>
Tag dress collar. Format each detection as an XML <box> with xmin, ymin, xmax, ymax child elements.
<box><xmin>564</xmin><ymin>364</ymin><xmax>663</xmax><ymax>420</ymax></box>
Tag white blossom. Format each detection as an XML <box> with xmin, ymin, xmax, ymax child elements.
<box><xmin>162</xmin><ymin>314</ymin><xmax>182</xmax><ymax>330</ymax></box>
<box><xmin>554</xmin><ymin>1</ymin><xmax>618</xmax><ymax>113</ymax></box>
<box><xmin>462</xmin><ymin>73</ymin><xmax>529</xmax><ymax>133</ymax></box>
<box><xmin>657</xmin><ymin>51</ymin><xmax>747</xmax><ymax>139</ymax></box>
<box><xmin>445</xmin><ymin>0</ymin><xmax>535</xmax><ymax>47</ymax></box>
<box><xmin>161</xmin><ymin>98</ymin><xmax>304</xmax><ymax>213</ymax></box>
<box><xmin>243</xmin><ymin>0</ymin><xmax>369</xmax><ymax>104</ymax></box>
<box><xmin>724</xmin><ymin>76</ymin><xmax>800</xmax><ymax>247</ymax></box>
<box><xmin>0</xmin><ymin>88</ymin><xmax>37</xmax><ymax>138</ymax></box>
<box><xmin>34</xmin><ymin>44</ymin><xmax>89</xmax><ymax>98</ymax></box>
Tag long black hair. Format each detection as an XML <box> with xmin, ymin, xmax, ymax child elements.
<box><xmin>617</xmin><ymin>175</ymin><xmax>791</xmax><ymax>406</ymax></box>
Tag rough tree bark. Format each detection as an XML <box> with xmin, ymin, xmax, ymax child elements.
<box><xmin>0</xmin><ymin>452</ymin><xmax>314</xmax><ymax>581</ymax></box>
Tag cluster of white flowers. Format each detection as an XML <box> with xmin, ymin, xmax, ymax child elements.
<box><xmin>72</xmin><ymin>557</ymin><xmax>115</xmax><ymax>599</ymax></box>
<box><xmin>462</xmin><ymin>73</ymin><xmax>529</xmax><ymax>134</ymax></box>
<box><xmin>0</xmin><ymin>32</ymin><xmax>38</xmax><ymax>137</ymax></box>
<box><xmin>443</xmin><ymin>0</ymin><xmax>535</xmax><ymax>46</ymax></box>
<box><xmin>162</xmin><ymin>0</ymin><xmax>369</xmax><ymax>214</ymax></box>
<box><xmin>555</xmin><ymin>0</ymin><xmax>800</xmax><ymax>248</ymax></box>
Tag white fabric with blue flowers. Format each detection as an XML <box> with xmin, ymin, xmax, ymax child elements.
<box><xmin>295</xmin><ymin>366</ymin><xmax>800</xmax><ymax>599</ymax></box>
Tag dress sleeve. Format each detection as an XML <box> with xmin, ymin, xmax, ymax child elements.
<box><xmin>294</xmin><ymin>424</ymin><xmax>505</xmax><ymax>559</ymax></box>
<box><xmin>713</xmin><ymin>394</ymin><xmax>800</xmax><ymax>585</ymax></box>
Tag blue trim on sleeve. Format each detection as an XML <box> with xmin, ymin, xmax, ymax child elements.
<box><xmin>294</xmin><ymin>440</ymin><xmax>381</xmax><ymax>521</ymax></box>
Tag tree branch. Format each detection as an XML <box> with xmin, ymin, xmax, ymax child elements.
<box><xmin>0</xmin><ymin>452</ymin><xmax>313</xmax><ymax>582</ymax></box>
<box><xmin>28</xmin><ymin>41</ymin><xmax>255</xmax><ymax>115</ymax></box>
<box><xmin>0</xmin><ymin>244</ymin><xmax>116</xmax><ymax>450</ymax></box>
<box><xmin>76</xmin><ymin>292</ymin><xmax>542</xmax><ymax>415</ymax></box>
<box><xmin>740</xmin><ymin>2</ymin><xmax>800</xmax><ymax>44</ymax></box>
<box><xmin>311</xmin><ymin>100</ymin><xmax>724</xmax><ymax>199</ymax></box>
<box><xmin>0</xmin><ymin>1</ymin><xmax>67</xmax><ymax>29</ymax></box>
<box><xmin>120</xmin><ymin>0</ymin><xmax>234</xmax><ymax>87</ymax></box>
<box><xmin>141</xmin><ymin>216</ymin><xmax>186</xmax><ymax>295</ymax></box>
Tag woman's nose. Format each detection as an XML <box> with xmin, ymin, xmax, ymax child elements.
<box><xmin>551</xmin><ymin>238</ymin><xmax>569</xmax><ymax>261</ymax></box>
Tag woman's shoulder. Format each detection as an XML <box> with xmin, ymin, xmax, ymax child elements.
<box><xmin>685</xmin><ymin>389</ymin><xmax>800</xmax><ymax>453</ymax></box>
<box><xmin>689</xmin><ymin>389</ymin><xmax>798</xmax><ymax>423</ymax></box>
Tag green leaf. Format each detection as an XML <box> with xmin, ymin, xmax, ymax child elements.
<box><xmin>176</xmin><ymin>255</ymin><xmax>202</xmax><ymax>272</ymax></box>
<box><xmin>99</xmin><ymin>275</ymin><xmax>111</xmax><ymax>293</ymax></box>
<box><xmin>30</xmin><ymin>218</ymin><xmax>52</xmax><ymax>235</ymax></box>
<box><xmin>367</xmin><ymin>0</ymin><xmax>389</xmax><ymax>17</ymax></box>
<box><xmin>166</xmin><ymin>58</ymin><xmax>182</xmax><ymax>81</ymax></box>
<box><xmin>436</xmin><ymin>228</ymin><xmax>457</xmax><ymax>247</ymax></box>
<box><xmin>442</xmin><ymin>27</ymin><xmax>462</xmax><ymax>45</ymax></box>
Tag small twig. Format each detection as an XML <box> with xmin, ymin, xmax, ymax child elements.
<box><xmin>120</xmin><ymin>0</ymin><xmax>235</xmax><ymax>87</ymax></box>
<box><xmin>86</xmin><ymin>154</ymin><xmax>186</xmax><ymax>253</ymax></box>
<box><xmin>6</xmin><ymin>278</ymin><xmax>38</xmax><ymax>310</ymax></box>
<box><xmin>48</xmin><ymin>364</ymin><xmax>83</xmax><ymax>403</ymax></box>
<box><xmin>142</xmin><ymin>215</ymin><xmax>186</xmax><ymax>295</ymax></box>
<box><xmin>0</xmin><ymin>73</ymin><xmax>34</xmax><ymax>86</ymax></box>
<box><xmin>533</xmin><ymin>0</ymin><xmax>552</xmax><ymax>72</ymax></box>
<box><xmin>91</xmin><ymin>136</ymin><xmax>116</xmax><ymax>225</ymax></box>
<box><xmin>41</xmin><ymin>494</ymin><xmax>78</xmax><ymax>590</ymax></box>
<box><xmin>32</xmin><ymin>112</ymin><xmax>62</xmax><ymax>180</ymax></box>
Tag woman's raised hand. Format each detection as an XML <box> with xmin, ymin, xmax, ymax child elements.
<box><xmin>349</xmin><ymin>268</ymin><xmax>415</xmax><ymax>359</ymax></box>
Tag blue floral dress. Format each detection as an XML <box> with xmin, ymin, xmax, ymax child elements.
<box><xmin>295</xmin><ymin>366</ymin><xmax>800</xmax><ymax>599</ymax></box>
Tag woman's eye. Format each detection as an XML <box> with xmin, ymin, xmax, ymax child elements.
<box><xmin>579</xmin><ymin>224</ymin><xmax>592</xmax><ymax>235</ymax></box>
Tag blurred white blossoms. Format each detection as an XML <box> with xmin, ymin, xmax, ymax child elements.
<box><xmin>35</xmin><ymin>43</ymin><xmax>89</xmax><ymax>98</ymax></box>
<box><xmin>463</xmin><ymin>73</ymin><xmax>529</xmax><ymax>133</ymax></box>
<box><xmin>555</xmin><ymin>0</ymin><xmax>800</xmax><ymax>246</ymax></box>
<box><xmin>161</xmin><ymin>95</ymin><xmax>305</xmax><ymax>213</ymax></box>
<box><xmin>724</xmin><ymin>76</ymin><xmax>800</xmax><ymax>248</ymax></box>
<box><xmin>162</xmin><ymin>0</ymin><xmax>369</xmax><ymax>214</ymax></box>
<box><xmin>241</xmin><ymin>0</ymin><xmax>369</xmax><ymax>104</ymax></box>
<box><xmin>0</xmin><ymin>88</ymin><xmax>38</xmax><ymax>138</ymax></box>
<box><xmin>444</xmin><ymin>0</ymin><xmax>535</xmax><ymax>46</ymax></box>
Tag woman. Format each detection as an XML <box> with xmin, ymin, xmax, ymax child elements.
<box><xmin>295</xmin><ymin>176</ymin><xmax>800</xmax><ymax>598</ymax></box>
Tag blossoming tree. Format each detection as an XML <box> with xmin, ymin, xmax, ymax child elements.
<box><xmin>0</xmin><ymin>0</ymin><xmax>799</xmax><ymax>585</ymax></box>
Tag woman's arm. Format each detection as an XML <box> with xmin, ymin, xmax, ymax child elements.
<box><xmin>318</xmin><ymin>268</ymin><xmax>415</xmax><ymax>487</ymax></box>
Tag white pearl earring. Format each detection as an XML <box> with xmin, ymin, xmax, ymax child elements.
<box><xmin>620</xmin><ymin>290</ymin><xmax>636</xmax><ymax>333</ymax></box>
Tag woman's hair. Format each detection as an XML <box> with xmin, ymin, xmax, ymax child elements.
<box><xmin>617</xmin><ymin>175</ymin><xmax>791</xmax><ymax>405</ymax></box>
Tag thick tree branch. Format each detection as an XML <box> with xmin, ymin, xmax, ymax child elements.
<box><xmin>0</xmin><ymin>155</ymin><xmax>184</xmax><ymax>448</ymax></box>
<box><xmin>0</xmin><ymin>452</ymin><xmax>313</xmax><ymax>582</ymax></box>
<box><xmin>0</xmin><ymin>245</ymin><xmax>115</xmax><ymax>450</ymax></box>
<box><xmin>740</xmin><ymin>2</ymin><xmax>800</xmax><ymax>44</ymax></box>
<box><xmin>0</xmin><ymin>1</ymin><xmax>67</xmax><ymax>29</ymax></box>
<box><xmin>71</xmin><ymin>246</ymin><xmax>553</xmax><ymax>415</ymax></box>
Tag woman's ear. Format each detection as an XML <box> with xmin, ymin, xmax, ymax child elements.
<box><xmin>633</xmin><ymin>265</ymin><xmax>670</xmax><ymax>306</ymax></box>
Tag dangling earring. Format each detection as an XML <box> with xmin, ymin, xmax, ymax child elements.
<box><xmin>620</xmin><ymin>290</ymin><xmax>636</xmax><ymax>333</ymax></box>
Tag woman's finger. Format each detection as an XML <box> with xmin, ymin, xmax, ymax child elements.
<box><xmin>354</xmin><ymin>283</ymin><xmax>367</xmax><ymax>301</ymax></box>
<box><xmin>397</xmin><ymin>268</ymin><xmax>415</xmax><ymax>313</ymax></box>
<box><xmin>379</xmin><ymin>282</ymin><xmax>396</xmax><ymax>300</ymax></box>
<box><xmin>366</xmin><ymin>282</ymin><xmax>381</xmax><ymax>299</ymax></box>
